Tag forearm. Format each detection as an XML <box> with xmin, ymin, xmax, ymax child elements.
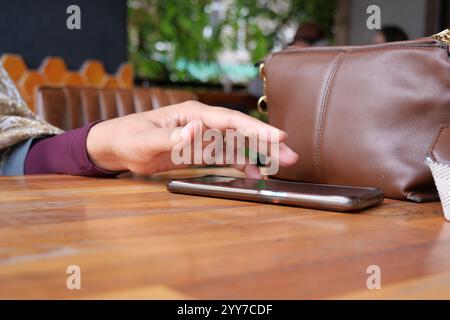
<box><xmin>24</xmin><ymin>122</ymin><xmax>122</xmax><ymax>177</ymax></box>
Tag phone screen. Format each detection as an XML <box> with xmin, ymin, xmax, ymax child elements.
<box><xmin>186</xmin><ymin>175</ymin><xmax>379</xmax><ymax>198</ymax></box>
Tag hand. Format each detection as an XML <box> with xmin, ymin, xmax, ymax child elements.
<box><xmin>86</xmin><ymin>101</ymin><xmax>299</xmax><ymax>178</ymax></box>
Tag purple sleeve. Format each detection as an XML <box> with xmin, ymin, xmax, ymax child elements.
<box><xmin>24</xmin><ymin>122</ymin><xmax>123</xmax><ymax>177</ymax></box>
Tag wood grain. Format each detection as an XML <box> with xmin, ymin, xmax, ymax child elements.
<box><xmin>0</xmin><ymin>168</ymin><xmax>448</xmax><ymax>299</ymax></box>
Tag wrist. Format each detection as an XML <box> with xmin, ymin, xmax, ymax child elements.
<box><xmin>86</xmin><ymin>120</ymin><xmax>127</xmax><ymax>172</ymax></box>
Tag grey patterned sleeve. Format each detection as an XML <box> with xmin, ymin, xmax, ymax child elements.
<box><xmin>0</xmin><ymin>62</ymin><xmax>63</xmax><ymax>170</ymax></box>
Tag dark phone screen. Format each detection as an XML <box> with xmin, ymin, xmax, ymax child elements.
<box><xmin>184</xmin><ymin>176</ymin><xmax>380</xmax><ymax>198</ymax></box>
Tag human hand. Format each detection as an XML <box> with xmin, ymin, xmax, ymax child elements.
<box><xmin>86</xmin><ymin>101</ymin><xmax>299</xmax><ymax>178</ymax></box>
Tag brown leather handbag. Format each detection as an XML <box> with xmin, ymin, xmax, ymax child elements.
<box><xmin>258</xmin><ymin>29</ymin><xmax>450</xmax><ymax>201</ymax></box>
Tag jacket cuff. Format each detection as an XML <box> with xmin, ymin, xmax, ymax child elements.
<box><xmin>24</xmin><ymin>121</ymin><xmax>123</xmax><ymax>177</ymax></box>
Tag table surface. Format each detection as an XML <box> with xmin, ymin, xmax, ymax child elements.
<box><xmin>1</xmin><ymin>168</ymin><xmax>450</xmax><ymax>299</ymax></box>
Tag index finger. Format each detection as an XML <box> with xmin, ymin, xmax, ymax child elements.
<box><xmin>197</xmin><ymin>105</ymin><xmax>288</xmax><ymax>143</ymax></box>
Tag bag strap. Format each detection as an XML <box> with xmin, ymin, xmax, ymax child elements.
<box><xmin>426</xmin><ymin>124</ymin><xmax>450</xmax><ymax>221</ymax></box>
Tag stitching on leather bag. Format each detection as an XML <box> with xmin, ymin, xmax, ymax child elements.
<box><xmin>273</xmin><ymin>44</ymin><xmax>444</xmax><ymax>56</ymax></box>
<box><xmin>273</xmin><ymin>45</ymin><xmax>449</xmax><ymax>63</ymax></box>
<box><xmin>265</xmin><ymin>52</ymin><xmax>341</xmax><ymax>117</ymax></box>
<box><xmin>314</xmin><ymin>51</ymin><xmax>346</xmax><ymax>180</ymax></box>
<box><xmin>348</xmin><ymin>46</ymin><xmax>449</xmax><ymax>63</ymax></box>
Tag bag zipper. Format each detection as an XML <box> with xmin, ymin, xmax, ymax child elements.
<box><xmin>432</xmin><ymin>29</ymin><xmax>450</xmax><ymax>44</ymax></box>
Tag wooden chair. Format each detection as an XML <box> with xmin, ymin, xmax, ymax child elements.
<box><xmin>1</xmin><ymin>53</ymin><xmax>134</xmax><ymax>111</ymax></box>
<box><xmin>1</xmin><ymin>54</ymin><xmax>27</xmax><ymax>82</ymax></box>
<box><xmin>35</xmin><ymin>86</ymin><xmax>198</xmax><ymax>130</ymax></box>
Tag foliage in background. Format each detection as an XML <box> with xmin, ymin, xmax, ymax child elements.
<box><xmin>128</xmin><ymin>0</ymin><xmax>336</xmax><ymax>84</ymax></box>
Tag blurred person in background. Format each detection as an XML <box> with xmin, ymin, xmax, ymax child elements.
<box><xmin>248</xmin><ymin>21</ymin><xmax>329</xmax><ymax>98</ymax></box>
<box><xmin>289</xmin><ymin>21</ymin><xmax>329</xmax><ymax>47</ymax></box>
<box><xmin>372</xmin><ymin>25</ymin><xmax>409</xmax><ymax>44</ymax></box>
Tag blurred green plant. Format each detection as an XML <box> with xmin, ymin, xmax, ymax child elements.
<box><xmin>128</xmin><ymin>0</ymin><xmax>336</xmax><ymax>83</ymax></box>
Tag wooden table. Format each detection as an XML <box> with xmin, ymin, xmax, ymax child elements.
<box><xmin>1</xmin><ymin>168</ymin><xmax>450</xmax><ymax>299</ymax></box>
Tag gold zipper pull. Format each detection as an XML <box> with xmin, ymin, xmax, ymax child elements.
<box><xmin>432</xmin><ymin>29</ymin><xmax>450</xmax><ymax>43</ymax></box>
<box><xmin>257</xmin><ymin>63</ymin><xmax>268</xmax><ymax>115</ymax></box>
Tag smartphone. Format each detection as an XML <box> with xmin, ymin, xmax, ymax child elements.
<box><xmin>166</xmin><ymin>175</ymin><xmax>384</xmax><ymax>212</ymax></box>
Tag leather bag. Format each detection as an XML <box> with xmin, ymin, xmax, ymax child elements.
<box><xmin>258</xmin><ymin>29</ymin><xmax>450</xmax><ymax>201</ymax></box>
